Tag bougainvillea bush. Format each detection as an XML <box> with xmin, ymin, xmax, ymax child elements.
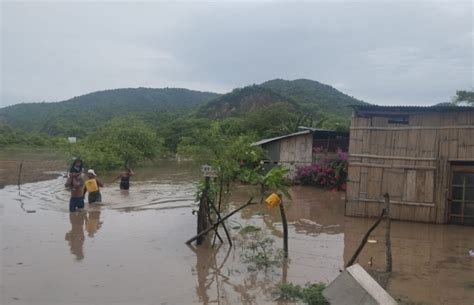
<box><xmin>293</xmin><ymin>148</ymin><xmax>348</xmax><ymax>191</ymax></box>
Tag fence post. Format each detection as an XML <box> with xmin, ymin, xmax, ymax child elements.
<box><xmin>384</xmin><ymin>193</ymin><xmax>392</xmax><ymax>272</ymax></box>
<box><xmin>197</xmin><ymin>176</ymin><xmax>210</xmax><ymax>245</ymax></box>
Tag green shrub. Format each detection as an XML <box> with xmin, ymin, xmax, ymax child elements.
<box><xmin>277</xmin><ymin>282</ymin><xmax>329</xmax><ymax>305</ymax></box>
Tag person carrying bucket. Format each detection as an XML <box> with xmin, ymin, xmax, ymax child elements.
<box><xmin>83</xmin><ymin>169</ymin><xmax>104</xmax><ymax>204</ymax></box>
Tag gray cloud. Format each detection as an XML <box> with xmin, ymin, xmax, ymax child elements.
<box><xmin>1</xmin><ymin>1</ymin><xmax>472</xmax><ymax>107</ymax></box>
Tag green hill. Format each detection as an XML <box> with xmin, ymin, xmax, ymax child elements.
<box><xmin>197</xmin><ymin>79</ymin><xmax>367</xmax><ymax>132</ymax></box>
<box><xmin>0</xmin><ymin>79</ymin><xmax>368</xmax><ymax>141</ymax></box>
<box><xmin>260</xmin><ymin>79</ymin><xmax>366</xmax><ymax>116</ymax></box>
<box><xmin>0</xmin><ymin>88</ymin><xmax>220</xmax><ymax>136</ymax></box>
<box><xmin>198</xmin><ymin>85</ymin><xmax>297</xmax><ymax>119</ymax></box>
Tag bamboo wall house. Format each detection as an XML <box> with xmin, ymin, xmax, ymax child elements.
<box><xmin>346</xmin><ymin>105</ymin><xmax>474</xmax><ymax>225</ymax></box>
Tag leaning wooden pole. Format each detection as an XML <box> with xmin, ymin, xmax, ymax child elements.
<box><xmin>384</xmin><ymin>193</ymin><xmax>393</xmax><ymax>272</ymax></box>
<box><xmin>17</xmin><ymin>160</ymin><xmax>23</xmax><ymax>195</ymax></box>
<box><xmin>279</xmin><ymin>198</ymin><xmax>288</xmax><ymax>258</ymax></box>
<box><xmin>346</xmin><ymin>209</ymin><xmax>386</xmax><ymax>268</ymax></box>
<box><xmin>186</xmin><ymin>197</ymin><xmax>254</xmax><ymax>245</ymax></box>
<box><xmin>209</xmin><ymin>201</ymin><xmax>233</xmax><ymax>246</ymax></box>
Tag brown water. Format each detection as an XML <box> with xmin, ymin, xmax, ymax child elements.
<box><xmin>1</xmin><ymin>161</ymin><xmax>473</xmax><ymax>305</ymax></box>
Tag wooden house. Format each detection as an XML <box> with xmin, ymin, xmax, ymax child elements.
<box><xmin>346</xmin><ymin>105</ymin><xmax>474</xmax><ymax>225</ymax></box>
<box><xmin>252</xmin><ymin>127</ymin><xmax>349</xmax><ymax>175</ymax></box>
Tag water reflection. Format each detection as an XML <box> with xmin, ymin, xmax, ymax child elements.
<box><xmin>190</xmin><ymin>238</ymin><xmax>290</xmax><ymax>305</ymax></box>
<box><xmin>65</xmin><ymin>212</ymin><xmax>86</xmax><ymax>260</ymax></box>
<box><xmin>64</xmin><ymin>207</ymin><xmax>103</xmax><ymax>260</ymax></box>
<box><xmin>86</xmin><ymin>208</ymin><xmax>102</xmax><ymax>237</ymax></box>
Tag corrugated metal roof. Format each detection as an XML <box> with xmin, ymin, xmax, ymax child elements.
<box><xmin>298</xmin><ymin>126</ymin><xmax>349</xmax><ymax>135</ymax></box>
<box><xmin>252</xmin><ymin>130</ymin><xmax>311</xmax><ymax>146</ymax></box>
<box><xmin>298</xmin><ymin>126</ymin><xmax>338</xmax><ymax>132</ymax></box>
<box><xmin>351</xmin><ymin>105</ymin><xmax>474</xmax><ymax>112</ymax></box>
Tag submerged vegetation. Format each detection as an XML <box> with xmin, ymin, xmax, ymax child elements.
<box><xmin>239</xmin><ymin>225</ymin><xmax>284</xmax><ymax>271</ymax></box>
<box><xmin>277</xmin><ymin>282</ymin><xmax>329</xmax><ymax>305</ymax></box>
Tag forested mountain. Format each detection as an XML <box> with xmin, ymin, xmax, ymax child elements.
<box><xmin>0</xmin><ymin>79</ymin><xmax>368</xmax><ymax>150</ymax></box>
<box><xmin>0</xmin><ymin>88</ymin><xmax>220</xmax><ymax>136</ymax></box>
<box><xmin>260</xmin><ymin>79</ymin><xmax>366</xmax><ymax>116</ymax></box>
<box><xmin>198</xmin><ymin>79</ymin><xmax>366</xmax><ymax>120</ymax></box>
<box><xmin>198</xmin><ymin>85</ymin><xmax>296</xmax><ymax>119</ymax></box>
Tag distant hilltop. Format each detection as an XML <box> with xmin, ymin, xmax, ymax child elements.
<box><xmin>199</xmin><ymin>79</ymin><xmax>366</xmax><ymax>119</ymax></box>
<box><xmin>0</xmin><ymin>79</ymin><xmax>367</xmax><ymax>136</ymax></box>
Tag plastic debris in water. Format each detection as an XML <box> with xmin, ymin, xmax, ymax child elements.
<box><xmin>367</xmin><ymin>239</ymin><xmax>377</xmax><ymax>244</ymax></box>
<box><xmin>469</xmin><ymin>250</ymin><xmax>474</xmax><ymax>257</ymax></box>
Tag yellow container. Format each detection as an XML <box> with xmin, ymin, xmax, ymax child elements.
<box><xmin>265</xmin><ymin>193</ymin><xmax>281</xmax><ymax>209</ymax></box>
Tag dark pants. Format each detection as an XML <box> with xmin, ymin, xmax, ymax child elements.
<box><xmin>88</xmin><ymin>191</ymin><xmax>102</xmax><ymax>204</ymax></box>
<box><xmin>120</xmin><ymin>182</ymin><xmax>129</xmax><ymax>190</ymax></box>
<box><xmin>69</xmin><ymin>197</ymin><xmax>84</xmax><ymax>212</ymax></box>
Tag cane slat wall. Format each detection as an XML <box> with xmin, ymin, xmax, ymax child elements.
<box><xmin>346</xmin><ymin>109</ymin><xmax>474</xmax><ymax>223</ymax></box>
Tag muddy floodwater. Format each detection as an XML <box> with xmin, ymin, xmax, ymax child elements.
<box><xmin>1</xmin><ymin>161</ymin><xmax>473</xmax><ymax>305</ymax></box>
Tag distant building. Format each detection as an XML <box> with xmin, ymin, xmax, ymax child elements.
<box><xmin>346</xmin><ymin>105</ymin><xmax>474</xmax><ymax>225</ymax></box>
<box><xmin>252</xmin><ymin>127</ymin><xmax>349</xmax><ymax>175</ymax></box>
<box><xmin>68</xmin><ymin>137</ymin><xmax>77</xmax><ymax>144</ymax></box>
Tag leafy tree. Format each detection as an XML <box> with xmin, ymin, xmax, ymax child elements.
<box><xmin>178</xmin><ymin>122</ymin><xmax>262</xmax><ymax>181</ymax></box>
<box><xmin>453</xmin><ymin>90</ymin><xmax>474</xmax><ymax>105</ymax></box>
<box><xmin>239</xmin><ymin>165</ymin><xmax>292</xmax><ymax>199</ymax></box>
<box><xmin>70</xmin><ymin>117</ymin><xmax>162</xmax><ymax>170</ymax></box>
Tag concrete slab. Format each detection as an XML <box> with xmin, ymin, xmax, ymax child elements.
<box><xmin>322</xmin><ymin>264</ymin><xmax>397</xmax><ymax>305</ymax></box>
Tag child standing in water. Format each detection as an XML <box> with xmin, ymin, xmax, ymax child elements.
<box><xmin>113</xmin><ymin>166</ymin><xmax>135</xmax><ymax>190</ymax></box>
<box><xmin>83</xmin><ymin>169</ymin><xmax>104</xmax><ymax>204</ymax></box>
<box><xmin>69</xmin><ymin>158</ymin><xmax>83</xmax><ymax>178</ymax></box>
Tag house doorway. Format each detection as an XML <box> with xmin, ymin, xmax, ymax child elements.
<box><xmin>449</xmin><ymin>164</ymin><xmax>474</xmax><ymax>225</ymax></box>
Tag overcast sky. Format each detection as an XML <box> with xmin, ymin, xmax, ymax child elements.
<box><xmin>1</xmin><ymin>0</ymin><xmax>472</xmax><ymax>107</ymax></box>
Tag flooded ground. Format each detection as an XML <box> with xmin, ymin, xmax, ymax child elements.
<box><xmin>1</xmin><ymin>161</ymin><xmax>473</xmax><ymax>305</ymax></box>
<box><xmin>0</xmin><ymin>148</ymin><xmax>66</xmax><ymax>188</ymax></box>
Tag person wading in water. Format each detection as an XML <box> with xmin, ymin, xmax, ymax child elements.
<box><xmin>65</xmin><ymin>158</ymin><xmax>85</xmax><ymax>212</ymax></box>
<box><xmin>113</xmin><ymin>166</ymin><xmax>135</xmax><ymax>190</ymax></box>
<box><xmin>83</xmin><ymin>169</ymin><xmax>104</xmax><ymax>204</ymax></box>
<box><xmin>65</xmin><ymin>173</ymin><xmax>84</xmax><ymax>212</ymax></box>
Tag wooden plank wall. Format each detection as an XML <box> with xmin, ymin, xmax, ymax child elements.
<box><xmin>279</xmin><ymin>133</ymin><xmax>313</xmax><ymax>163</ymax></box>
<box><xmin>346</xmin><ymin>110</ymin><xmax>474</xmax><ymax>223</ymax></box>
<box><xmin>279</xmin><ymin>133</ymin><xmax>313</xmax><ymax>177</ymax></box>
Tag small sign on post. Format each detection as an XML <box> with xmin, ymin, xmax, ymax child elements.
<box><xmin>201</xmin><ymin>165</ymin><xmax>218</xmax><ymax>177</ymax></box>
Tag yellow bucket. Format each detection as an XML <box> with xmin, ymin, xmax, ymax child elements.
<box><xmin>265</xmin><ymin>193</ymin><xmax>281</xmax><ymax>209</ymax></box>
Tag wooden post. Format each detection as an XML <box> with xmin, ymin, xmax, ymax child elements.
<box><xmin>197</xmin><ymin>176</ymin><xmax>211</xmax><ymax>245</ymax></box>
<box><xmin>186</xmin><ymin>197</ymin><xmax>254</xmax><ymax>245</ymax></box>
<box><xmin>17</xmin><ymin>160</ymin><xmax>23</xmax><ymax>195</ymax></box>
<box><xmin>212</xmin><ymin>177</ymin><xmax>228</xmax><ymax>246</ymax></box>
<box><xmin>384</xmin><ymin>193</ymin><xmax>392</xmax><ymax>272</ymax></box>
<box><xmin>279</xmin><ymin>196</ymin><xmax>288</xmax><ymax>258</ymax></box>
